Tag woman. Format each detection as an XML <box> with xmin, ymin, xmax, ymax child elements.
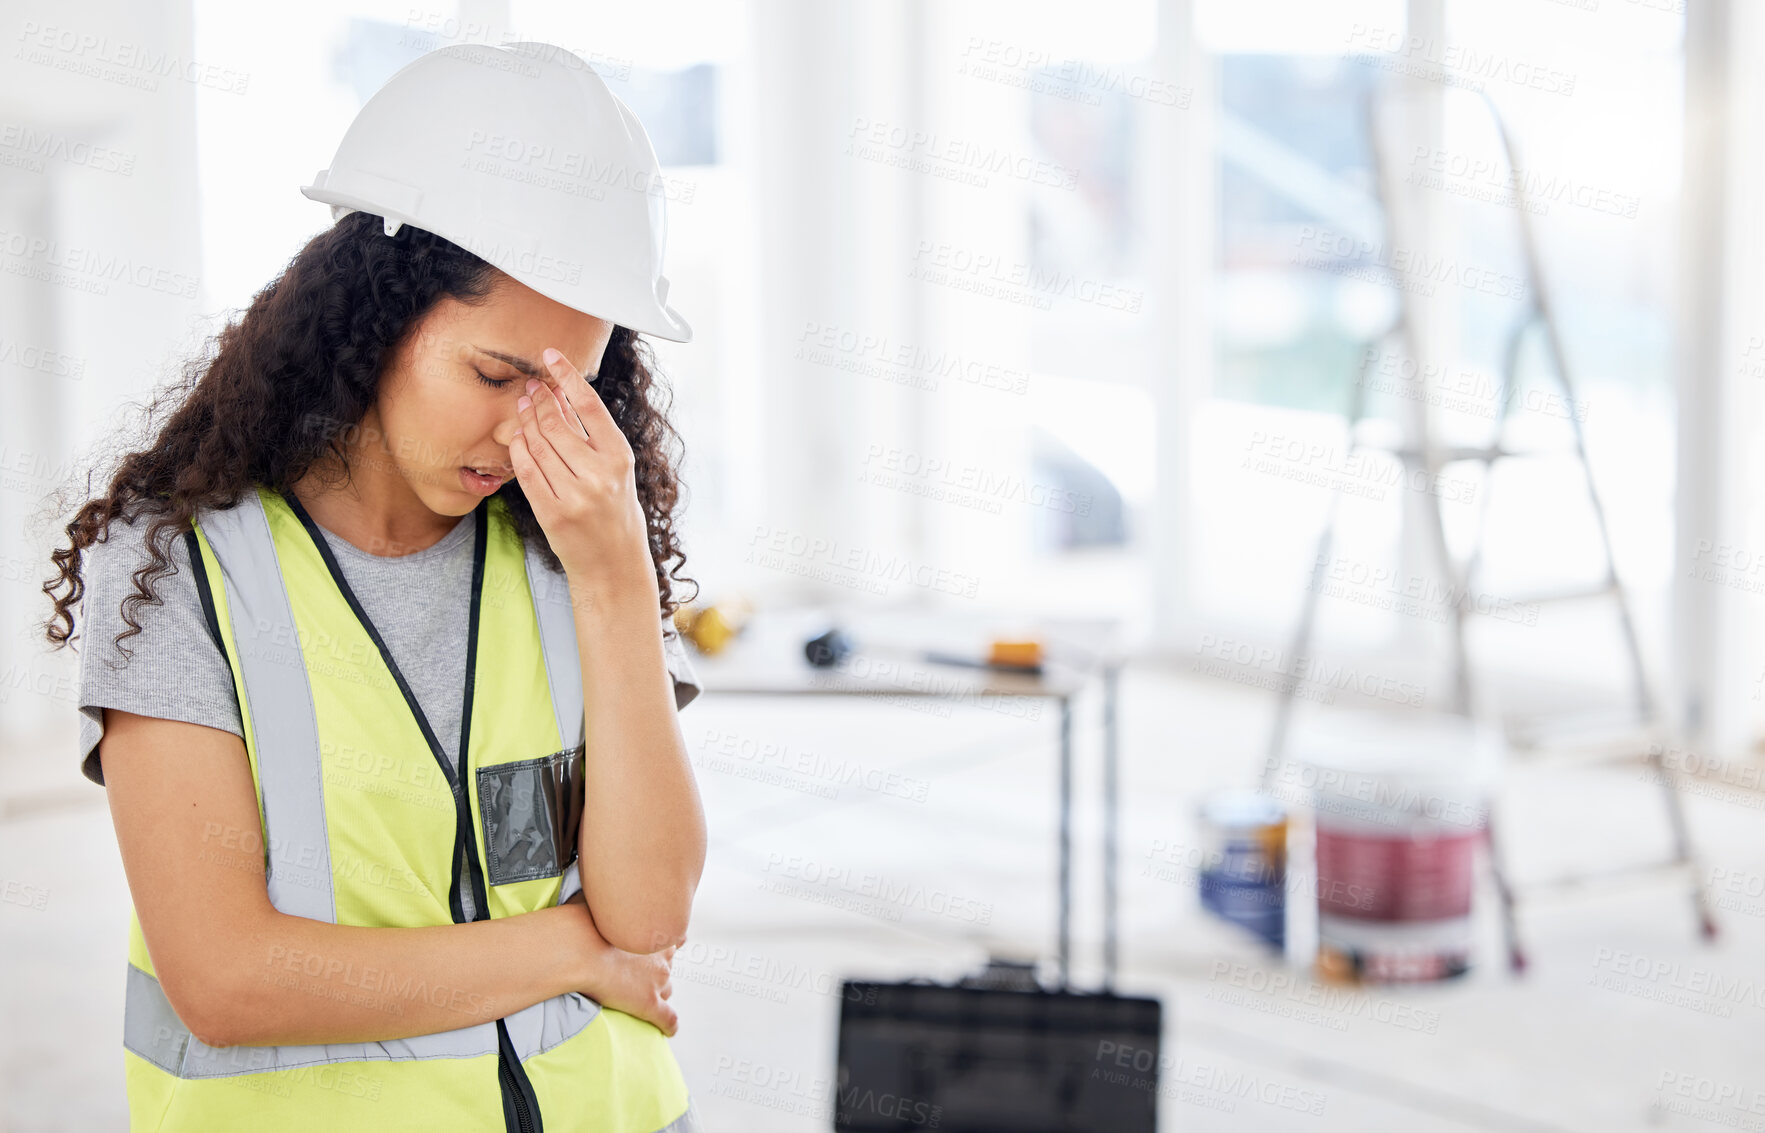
<box><xmin>40</xmin><ymin>42</ymin><xmax>708</xmax><ymax>1133</ymax></box>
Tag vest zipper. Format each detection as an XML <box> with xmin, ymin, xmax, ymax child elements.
<box><xmin>496</xmin><ymin>1017</ymin><xmax>541</xmax><ymax>1133</ymax></box>
<box><xmin>281</xmin><ymin>493</ymin><xmax>543</xmax><ymax>1133</ymax></box>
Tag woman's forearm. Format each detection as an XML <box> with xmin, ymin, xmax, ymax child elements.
<box><xmin>571</xmin><ymin>585</ymin><xmax>708</xmax><ymax>954</ymax></box>
<box><xmin>211</xmin><ymin>902</ymin><xmax>602</xmax><ymax>1048</ymax></box>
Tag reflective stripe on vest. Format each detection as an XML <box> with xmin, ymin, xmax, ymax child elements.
<box><xmin>120</xmin><ymin>485</ymin><xmax>699</xmax><ymax>1133</ymax></box>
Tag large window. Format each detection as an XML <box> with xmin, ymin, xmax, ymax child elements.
<box><xmin>1188</xmin><ymin>0</ymin><xmax>1683</xmax><ymax>673</ymax></box>
<box><xmin>915</xmin><ymin>1</ymin><xmax>1161</xmax><ymax>616</ymax></box>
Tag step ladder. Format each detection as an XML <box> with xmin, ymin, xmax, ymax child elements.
<box><xmin>1258</xmin><ymin>87</ymin><xmax>1716</xmax><ymax>972</ymax></box>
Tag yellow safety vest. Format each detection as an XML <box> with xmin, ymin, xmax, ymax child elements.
<box><xmin>120</xmin><ymin>484</ymin><xmax>700</xmax><ymax>1132</ymax></box>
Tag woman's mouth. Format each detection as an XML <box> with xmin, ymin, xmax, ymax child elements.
<box><xmin>460</xmin><ymin>466</ymin><xmax>510</xmax><ymax>495</ymax></box>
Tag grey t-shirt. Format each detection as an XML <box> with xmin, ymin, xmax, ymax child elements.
<box><xmin>76</xmin><ymin>508</ymin><xmax>702</xmax><ymax>789</ymax></box>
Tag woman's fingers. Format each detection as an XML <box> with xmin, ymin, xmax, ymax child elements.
<box><xmin>512</xmin><ymin>347</ymin><xmax>641</xmax><ymax>530</ymax></box>
<box><xmin>512</xmin><ymin>388</ymin><xmax>566</xmax><ymax>496</ymax></box>
<box><xmin>536</xmin><ymin>348</ymin><xmax>593</xmax><ymax>440</ymax></box>
<box><xmin>532</xmin><ymin>367</ymin><xmax>589</xmax><ymax>441</ymax></box>
<box><xmin>540</xmin><ymin>348</ymin><xmax>625</xmax><ymax>457</ymax></box>
<box><xmin>509</xmin><ymin>431</ymin><xmax>549</xmax><ymax>499</ymax></box>
<box><xmin>524</xmin><ymin>375</ymin><xmax>594</xmax><ymax>480</ymax></box>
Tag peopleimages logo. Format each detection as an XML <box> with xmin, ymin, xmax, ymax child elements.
<box><xmin>710</xmin><ymin>1057</ymin><xmax>943</xmax><ymax>1128</ymax></box>
<box><xmin>1205</xmin><ymin>961</ymin><xmax>1442</xmax><ymax>1035</ymax></box>
<box><xmin>1293</xmin><ymin>226</ymin><xmax>1528</xmax><ymax>302</ymax></box>
<box><xmin>760</xmin><ymin>852</ymin><xmax>995</xmax><ymax>925</ymax></box>
<box><xmin>0</xmin><ymin>228</ymin><xmax>198</xmax><ymax>298</ymax></box>
<box><xmin>1590</xmin><ymin>947</ymin><xmax>1765</xmax><ymax>1018</ymax></box>
<box><xmin>454</xmin><ymin>233</ymin><xmax>583</xmax><ymax>287</ymax></box>
<box><xmin>909</xmin><ymin>240</ymin><xmax>1144</xmax><ymax>314</ymax></box>
<box><xmin>746</xmin><ymin>525</ymin><xmax>982</xmax><ymax>599</ymax></box>
<box><xmin>861</xmin><ymin>444</ymin><xmax>1092</xmax><ymax>517</ymax></box>
<box><xmin>794</xmin><ymin>320</ymin><xmax>1031</xmax><ymax>395</ymax></box>
<box><xmin>1093</xmin><ymin>1041</ymin><xmax>1328</xmax><ymax>1116</ymax></box>
<box><xmin>696</xmin><ymin>730</ymin><xmax>932</xmax><ymax>803</ymax></box>
<box><xmin>846</xmin><ymin>116</ymin><xmax>1080</xmax><ymax>191</ymax></box>
<box><xmin>957</xmin><ymin>37</ymin><xmax>1192</xmax><ymax>109</ymax></box>
<box><xmin>13</xmin><ymin>21</ymin><xmax>251</xmax><ymax>94</ymax></box>
<box><xmin>1344</xmin><ymin>25</ymin><xmax>1577</xmax><ymax>97</ymax></box>
<box><xmin>1653</xmin><ymin>1070</ymin><xmax>1765</xmax><ymax>1128</ymax></box>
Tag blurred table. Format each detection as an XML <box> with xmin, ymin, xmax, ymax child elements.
<box><xmin>688</xmin><ymin>602</ymin><xmax>1127</xmax><ymax>991</ymax></box>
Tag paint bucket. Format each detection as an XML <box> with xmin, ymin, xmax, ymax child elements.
<box><xmin>1284</xmin><ymin>711</ymin><xmax>1499</xmax><ymax>984</ymax></box>
<box><xmin>1197</xmin><ymin>790</ymin><xmax>1288</xmax><ymax>949</ymax></box>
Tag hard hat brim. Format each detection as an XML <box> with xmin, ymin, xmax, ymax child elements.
<box><xmin>298</xmin><ymin>184</ymin><xmax>695</xmax><ymax>345</ymax></box>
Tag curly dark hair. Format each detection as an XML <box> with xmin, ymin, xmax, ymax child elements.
<box><xmin>39</xmin><ymin>209</ymin><xmax>697</xmax><ymax>657</ymax></box>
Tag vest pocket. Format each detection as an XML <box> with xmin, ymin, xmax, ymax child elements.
<box><xmin>478</xmin><ymin>744</ymin><xmax>585</xmax><ymax>886</ymax></box>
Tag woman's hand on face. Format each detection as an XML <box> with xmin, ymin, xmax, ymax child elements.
<box><xmin>509</xmin><ymin>347</ymin><xmax>657</xmax><ymax>602</ymax></box>
<box><xmin>560</xmin><ymin>890</ymin><xmax>679</xmax><ymax>1036</ymax></box>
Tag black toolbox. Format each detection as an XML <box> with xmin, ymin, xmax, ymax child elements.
<box><xmin>835</xmin><ymin>959</ymin><xmax>1163</xmax><ymax>1132</ymax></box>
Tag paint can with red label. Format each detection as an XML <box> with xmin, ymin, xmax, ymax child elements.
<box><xmin>1288</xmin><ymin>711</ymin><xmax>1499</xmax><ymax>984</ymax></box>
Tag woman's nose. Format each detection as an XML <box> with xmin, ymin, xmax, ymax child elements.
<box><xmin>492</xmin><ymin>403</ymin><xmax>523</xmax><ymax>447</ymax></box>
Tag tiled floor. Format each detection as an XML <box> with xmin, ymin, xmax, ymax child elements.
<box><xmin>4</xmin><ymin>659</ymin><xmax>1761</xmax><ymax>1131</ymax></box>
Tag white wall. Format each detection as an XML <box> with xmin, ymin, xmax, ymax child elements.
<box><xmin>1673</xmin><ymin>0</ymin><xmax>1765</xmax><ymax>763</ymax></box>
<box><xmin>0</xmin><ymin>0</ymin><xmax>207</xmax><ymax>743</ymax></box>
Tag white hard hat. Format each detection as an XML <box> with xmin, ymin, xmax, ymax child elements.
<box><xmin>301</xmin><ymin>41</ymin><xmax>692</xmax><ymax>343</ymax></box>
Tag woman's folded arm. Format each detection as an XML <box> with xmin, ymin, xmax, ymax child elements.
<box><xmin>99</xmin><ymin>708</ymin><xmax>675</xmax><ymax>1049</ymax></box>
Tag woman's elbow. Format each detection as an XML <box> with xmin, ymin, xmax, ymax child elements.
<box><xmin>158</xmin><ymin>930</ymin><xmax>276</xmax><ymax>1049</ymax></box>
<box><xmin>600</xmin><ymin>907</ymin><xmax>691</xmax><ymax>954</ymax></box>
<box><xmin>587</xmin><ymin>868</ymin><xmax>699</xmax><ymax>953</ymax></box>
<box><xmin>161</xmin><ymin>970</ymin><xmax>250</xmax><ymax>1049</ymax></box>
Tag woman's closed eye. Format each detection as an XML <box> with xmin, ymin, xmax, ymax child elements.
<box><xmin>475</xmin><ymin>371</ymin><xmax>515</xmax><ymax>390</ymax></box>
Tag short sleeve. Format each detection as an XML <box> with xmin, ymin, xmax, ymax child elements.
<box><xmin>75</xmin><ymin>518</ymin><xmax>245</xmax><ymax>787</ymax></box>
<box><xmin>662</xmin><ymin>615</ymin><xmax>702</xmax><ymax>712</ymax></box>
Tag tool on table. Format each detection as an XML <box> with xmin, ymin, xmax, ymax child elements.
<box><xmin>801</xmin><ymin>624</ymin><xmax>1047</xmax><ymax>675</ymax></box>
<box><xmin>804</xmin><ymin>626</ymin><xmax>853</xmax><ymax>668</ymax></box>
<box><xmin>672</xmin><ymin>595</ymin><xmax>754</xmax><ymax>656</ymax></box>
<box><xmin>925</xmin><ymin>637</ymin><xmax>1046</xmax><ymax>675</ymax></box>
